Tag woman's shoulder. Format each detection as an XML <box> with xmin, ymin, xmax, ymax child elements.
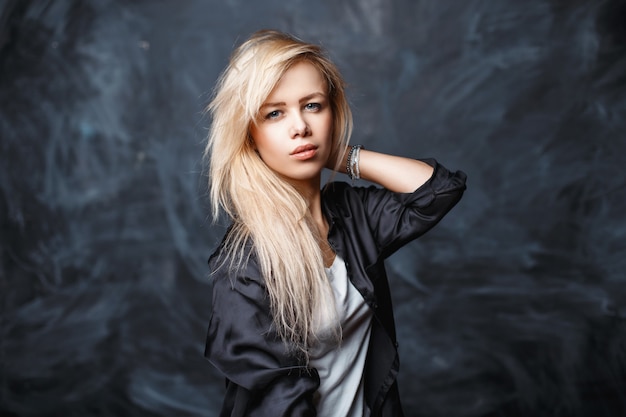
<box><xmin>322</xmin><ymin>180</ymin><xmax>389</xmax><ymax>212</ymax></box>
<box><xmin>322</xmin><ymin>180</ymin><xmax>373</xmax><ymax>203</ymax></box>
<box><xmin>322</xmin><ymin>181</ymin><xmax>361</xmax><ymax>218</ymax></box>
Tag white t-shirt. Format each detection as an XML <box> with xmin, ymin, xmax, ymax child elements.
<box><xmin>309</xmin><ymin>255</ymin><xmax>374</xmax><ymax>417</ymax></box>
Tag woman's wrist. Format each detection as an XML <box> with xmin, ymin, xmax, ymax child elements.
<box><xmin>346</xmin><ymin>144</ymin><xmax>364</xmax><ymax>181</ymax></box>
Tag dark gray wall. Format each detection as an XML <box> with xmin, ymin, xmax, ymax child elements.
<box><xmin>1</xmin><ymin>1</ymin><xmax>625</xmax><ymax>416</ymax></box>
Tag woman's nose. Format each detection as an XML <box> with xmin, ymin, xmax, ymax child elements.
<box><xmin>289</xmin><ymin>113</ymin><xmax>309</xmax><ymax>138</ymax></box>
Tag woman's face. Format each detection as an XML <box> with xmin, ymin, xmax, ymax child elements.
<box><xmin>250</xmin><ymin>61</ymin><xmax>333</xmax><ymax>188</ymax></box>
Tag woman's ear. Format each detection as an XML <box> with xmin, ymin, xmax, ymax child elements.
<box><xmin>247</xmin><ymin>132</ymin><xmax>257</xmax><ymax>150</ymax></box>
<box><xmin>249</xmin><ymin>136</ymin><xmax>261</xmax><ymax>157</ymax></box>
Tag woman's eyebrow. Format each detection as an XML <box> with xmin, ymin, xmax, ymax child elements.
<box><xmin>260</xmin><ymin>92</ymin><xmax>327</xmax><ymax>109</ymax></box>
<box><xmin>298</xmin><ymin>92</ymin><xmax>326</xmax><ymax>103</ymax></box>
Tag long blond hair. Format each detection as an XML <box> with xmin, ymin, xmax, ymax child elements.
<box><xmin>205</xmin><ymin>30</ymin><xmax>353</xmax><ymax>356</ymax></box>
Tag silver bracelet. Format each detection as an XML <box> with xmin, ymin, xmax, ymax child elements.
<box><xmin>347</xmin><ymin>144</ymin><xmax>364</xmax><ymax>181</ymax></box>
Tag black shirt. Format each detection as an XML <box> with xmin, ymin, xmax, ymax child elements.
<box><xmin>205</xmin><ymin>159</ymin><xmax>467</xmax><ymax>416</ymax></box>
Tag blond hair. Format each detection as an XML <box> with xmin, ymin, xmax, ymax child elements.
<box><xmin>205</xmin><ymin>30</ymin><xmax>353</xmax><ymax>356</ymax></box>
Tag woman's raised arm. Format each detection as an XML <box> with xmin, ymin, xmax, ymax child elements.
<box><xmin>333</xmin><ymin>145</ymin><xmax>435</xmax><ymax>193</ymax></box>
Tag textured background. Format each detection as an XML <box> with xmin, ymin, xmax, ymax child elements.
<box><xmin>1</xmin><ymin>1</ymin><xmax>625</xmax><ymax>416</ymax></box>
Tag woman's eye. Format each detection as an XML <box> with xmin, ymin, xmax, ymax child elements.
<box><xmin>265</xmin><ymin>110</ymin><xmax>281</xmax><ymax>120</ymax></box>
<box><xmin>305</xmin><ymin>103</ymin><xmax>321</xmax><ymax>111</ymax></box>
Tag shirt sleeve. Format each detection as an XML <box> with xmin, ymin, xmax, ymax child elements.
<box><xmin>204</xmin><ymin>257</ymin><xmax>319</xmax><ymax>416</ymax></box>
<box><xmin>354</xmin><ymin>158</ymin><xmax>467</xmax><ymax>259</ymax></box>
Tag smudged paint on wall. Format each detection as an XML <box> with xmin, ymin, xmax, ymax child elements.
<box><xmin>1</xmin><ymin>0</ymin><xmax>625</xmax><ymax>416</ymax></box>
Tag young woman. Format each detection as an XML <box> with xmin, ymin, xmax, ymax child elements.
<box><xmin>204</xmin><ymin>29</ymin><xmax>466</xmax><ymax>417</ymax></box>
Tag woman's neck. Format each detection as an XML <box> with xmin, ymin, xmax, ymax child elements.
<box><xmin>291</xmin><ymin>178</ymin><xmax>325</xmax><ymax>226</ymax></box>
<box><xmin>290</xmin><ymin>176</ymin><xmax>335</xmax><ymax>267</ymax></box>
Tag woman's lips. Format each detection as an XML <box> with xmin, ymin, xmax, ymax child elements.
<box><xmin>291</xmin><ymin>144</ymin><xmax>318</xmax><ymax>160</ymax></box>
